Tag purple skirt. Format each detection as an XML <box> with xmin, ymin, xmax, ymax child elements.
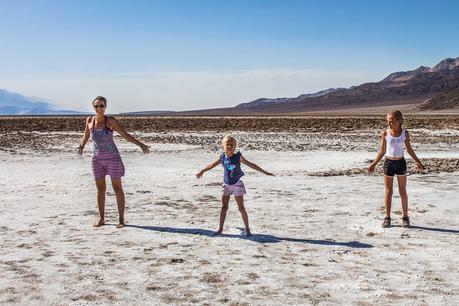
<box><xmin>91</xmin><ymin>152</ymin><xmax>125</xmax><ymax>179</ymax></box>
<box><xmin>221</xmin><ymin>180</ymin><xmax>247</xmax><ymax>196</ymax></box>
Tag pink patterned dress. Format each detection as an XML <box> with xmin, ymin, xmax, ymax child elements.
<box><xmin>90</xmin><ymin>116</ymin><xmax>125</xmax><ymax>179</ymax></box>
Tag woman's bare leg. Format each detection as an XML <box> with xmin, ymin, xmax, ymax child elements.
<box><xmin>94</xmin><ymin>177</ymin><xmax>106</xmax><ymax>227</ymax></box>
<box><xmin>110</xmin><ymin>177</ymin><xmax>125</xmax><ymax>228</ymax></box>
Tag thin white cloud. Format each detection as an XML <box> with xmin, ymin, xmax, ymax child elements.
<box><xmin>0</xmin><ymin>68</ymin><xmax>378</xmax><ymax>113</ymax></box>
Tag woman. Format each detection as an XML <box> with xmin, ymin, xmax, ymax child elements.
<box><xmin>78</xmin><ymin>96</ymin><xmax>150</xmax><ymax>228</ymax></box>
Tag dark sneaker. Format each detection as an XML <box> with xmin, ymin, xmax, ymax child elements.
<box><xmin>382</xmin><ymin>217</ymin><xmax>391</xmax><ymax>228</ymax></box>
<box><xmin>402</xmin><ymin>217</ymin><xmax>411</xmax><ymax>228</ymax></box>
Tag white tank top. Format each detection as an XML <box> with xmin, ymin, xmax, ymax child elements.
<box><xmin>385</xmin><ymin>128</ymin><xmax>406</xmax><ymax>158</ymax></box>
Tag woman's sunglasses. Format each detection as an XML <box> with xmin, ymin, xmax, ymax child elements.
<box><xmin>93</xmin><ymin>104</ymin><xmax>105</xmax><ymax>109</ymax></box>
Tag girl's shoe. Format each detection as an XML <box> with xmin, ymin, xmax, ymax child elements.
<box><xmin>382</xmin><ymin>217</ymin><xmax>391</xmax><ymax>228</ymax></box>
<box><xmin>402</xmin><ymin>217</ymin><xmax>411</xmax><ymax>228</ymax></box>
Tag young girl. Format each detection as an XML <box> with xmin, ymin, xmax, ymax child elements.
<box><xmin>78</xmin><ymin>96</ymin><xmax>150</xmax><ymax>228</ymax></box>
<box><xmin>368</xmin><ymin>110</ymin><xmax>425</xmax><ymax>228</ymax></box>
<box><xmin>196</xmin><ymin>135</ymin><xmax>274</xmax><ymax>236</ymax></box>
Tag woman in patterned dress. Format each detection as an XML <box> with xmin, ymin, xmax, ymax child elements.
<box><xmin>78</xmin><ymin>96</ymin><xmax>150</xmax><ymax>228</ymax></box>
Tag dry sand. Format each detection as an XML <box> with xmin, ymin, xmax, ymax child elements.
<box><xmin>0</xmin><ymin>116</ymin><xmax>458</xmax><ymax>305</ymax></box>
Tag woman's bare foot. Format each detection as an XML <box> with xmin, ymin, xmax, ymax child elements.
<box><xmin>244</xmin><ymin>230</ymin><xmax>252</xmax><ymax>237</ymax></box>
<box><xmin>212</xmin><ymin>229</ymin><xmax>223</xmax><ymax>236</ymax></box>
<box><xmin>116</xmin><ymin>219</ymin><xmax>125</xmax><ymax>229</ymax></box>
<box><xmin>93</xmin><ymin>219</ymin><xmax>105</xmax><ymax>227</ymax></box>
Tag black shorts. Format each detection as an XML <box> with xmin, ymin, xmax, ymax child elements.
<box><xmin>383</xmin><ymin>158</ymin><xmax>407</xmax><ymax>177</ymax></box>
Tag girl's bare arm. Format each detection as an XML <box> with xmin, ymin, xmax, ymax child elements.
<box><xmin>368</xmin><ymin>130</ymin><xmax>386</xmax><ymax>172</ymax></box>
<box><xmin>240</xmin><ymin>155</ymin><xmax>274</xmax><ymax>176</ymax></box>
<box><xmin>110</xmin><ymin>117</ymin><xmax>150</xmax><ymax>154</ymax></box>
<box><xmin>405</xmin><ymin>130</ymin><xmax>425</xmax><ymax>169</ymax></box>
<box><xmin>78</xmin><ymin>117</ymin><xmax>91</xmax><ymax>155</ymax></box>
<box><xmin>196</xmin><ymin>159</ymin><xmax>221</xmax><ymax>178</ymax></box>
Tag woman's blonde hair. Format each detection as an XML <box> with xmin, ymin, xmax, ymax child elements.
<box><xmin>221</xmin><ymin>134</ymin><xmax>237</xmax><ymax>149</ymax></box>
<box><xmin>387</xmin><ymin>110</ymin><xmax>404</xmax><ymax>126</ymax></box>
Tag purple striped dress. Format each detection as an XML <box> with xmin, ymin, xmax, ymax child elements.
<box><xmin>90</xmin><ymin>116</ymin><xmax>125</xmax><ymax>179</ymax></box>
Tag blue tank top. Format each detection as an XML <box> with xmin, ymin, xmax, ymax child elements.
<box><xmin>220</xmin><ymin>152</ymin><xmax>244</xmax><ymax>185</ymax></box>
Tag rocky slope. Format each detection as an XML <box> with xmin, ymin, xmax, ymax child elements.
<box><xmin>418</xmin><ymin>85</ymin><xmax>459</xmax><ymax>110</ymax></box>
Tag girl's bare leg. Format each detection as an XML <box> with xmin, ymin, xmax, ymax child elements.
<box><xmin>397</xmin><ymin>175</ymin><xmax>408</xmax><ymax>218</ymax></box>
<box><xmin>216</xmin><ymin>195</ymin><xmax>230</xmax><ymax>234</ymax></box>
<box><xmin>110</xmin><ymin>177</ymin><xmax>125</xmax><ymax>228</ymax></box>
<box><xmin>94</xmin><ymin>178</ymin><xmax>106</xmax><ymax>227</ymax></box>
<box><xmin>384</xmin><ymin>176</ymin><xmax>394</xmax><ymax>218</ymax></box>
<box><xmin>235</xmin><ymin>195</ymin><xmax>251</xmax><ymax>236</ymax></box>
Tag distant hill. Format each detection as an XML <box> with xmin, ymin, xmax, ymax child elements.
<box><xmin>0</xmin><ymin>89</ymin><xmax>82</xmax><ymax>115</ymax></box>
<box><xmin>230</xmin><ymin>57</ymin><xmax>459</xmax><ymax>113</ymax></box>
<box><xmin>173</xmin><ymin>56</ymin><xmax>459</xmax><ymax>114</ymax></box>
<box><xmin>235</xmin><ymin>88</ymin><xmax>343</xmax><ymax>110</ymax></box>
<box><xmin>418</xmin><ymin>86</ymin><xmax>459</xmax><ymax>110</ymax></box>
<box><xmin>6</xmin><ymin>57</ymin><xmax>459</xmax><ymax>116</ymax></box>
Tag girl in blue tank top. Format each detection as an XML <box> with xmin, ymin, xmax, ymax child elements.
<box><xmin>196</xmin><ymin>135</ymin><xmax>274</xmax><ymax>236</ymax></box>
<box><xmin>220</xmin><ymin>151</ymin><xmax>244</xmax><ymax>185</ymax></box>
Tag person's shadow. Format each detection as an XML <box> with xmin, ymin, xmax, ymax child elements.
<box><xmin>392</xmin><ymin>225</ymin><xmax>459</xmax><ymax>234</ymax></box>
<box><xmin>125</xmin><ymin>225</ymin><xmax>374</xmax><ymax>248</ymax></box>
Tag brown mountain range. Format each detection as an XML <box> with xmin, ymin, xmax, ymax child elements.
<box><xmin>230</xmin><ymin>57</ymin><xmax>459</xmax><ymax>113</ymax></box>
<box><xmin>127</xmin><ymin>57</ymin><xmax>459</xmax><ymax>115</ymax></box>
<box><xmin>195</xmin><ymin>57</ymin><xmax>459</xmax><ymax>114</ymax></box>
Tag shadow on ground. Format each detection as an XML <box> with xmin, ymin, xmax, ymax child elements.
<box><xmin>394</xmin><ymin>225</ymin><xmax>459</xmax><ymax>234</ymax></box>
<box><xmin>125</xmin><ymin>224</ymin><xmax>374</xmax><ymax>248</ymax></box>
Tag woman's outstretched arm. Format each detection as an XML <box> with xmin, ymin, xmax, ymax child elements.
<box><xmin>110</xmin><ymin>117</ymin><xmax>150</xmax><ymax>154</ymax></box>
<box><xmin>78</xmin><ymin>116</ymin><xmax>91</xmax><ymax>155</ymax></box>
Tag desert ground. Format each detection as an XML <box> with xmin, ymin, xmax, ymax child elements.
<box><xmin>0</xmin><ymin>116</ymin><xmax>458</xmax><ymax>305</ymax></box>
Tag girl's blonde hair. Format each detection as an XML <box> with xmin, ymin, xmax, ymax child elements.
<box><xmin>387</xmin><ymin>110</ymin><xmax>404</xmax><ymax>126</ymax></box>
<box><xmin>221</xmin><ymin>135</ymin><xmax>238</xmax><ymax>149</ymax></box>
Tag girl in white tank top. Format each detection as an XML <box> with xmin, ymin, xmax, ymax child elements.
<box><xmin>367</xmin><ymin>111</ymin><xmax>425</xmax><ymax>229</ymax></box>
<box><xmin>385</xmin><ymin>128</ymin><xmax>406</xmax><ymax>158</ymax></box>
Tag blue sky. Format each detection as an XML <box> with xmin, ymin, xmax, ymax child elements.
<box><xmin>0</xmin><ymin>0</ymin><xmax>458</xmax><ymax>112</ymax></box>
